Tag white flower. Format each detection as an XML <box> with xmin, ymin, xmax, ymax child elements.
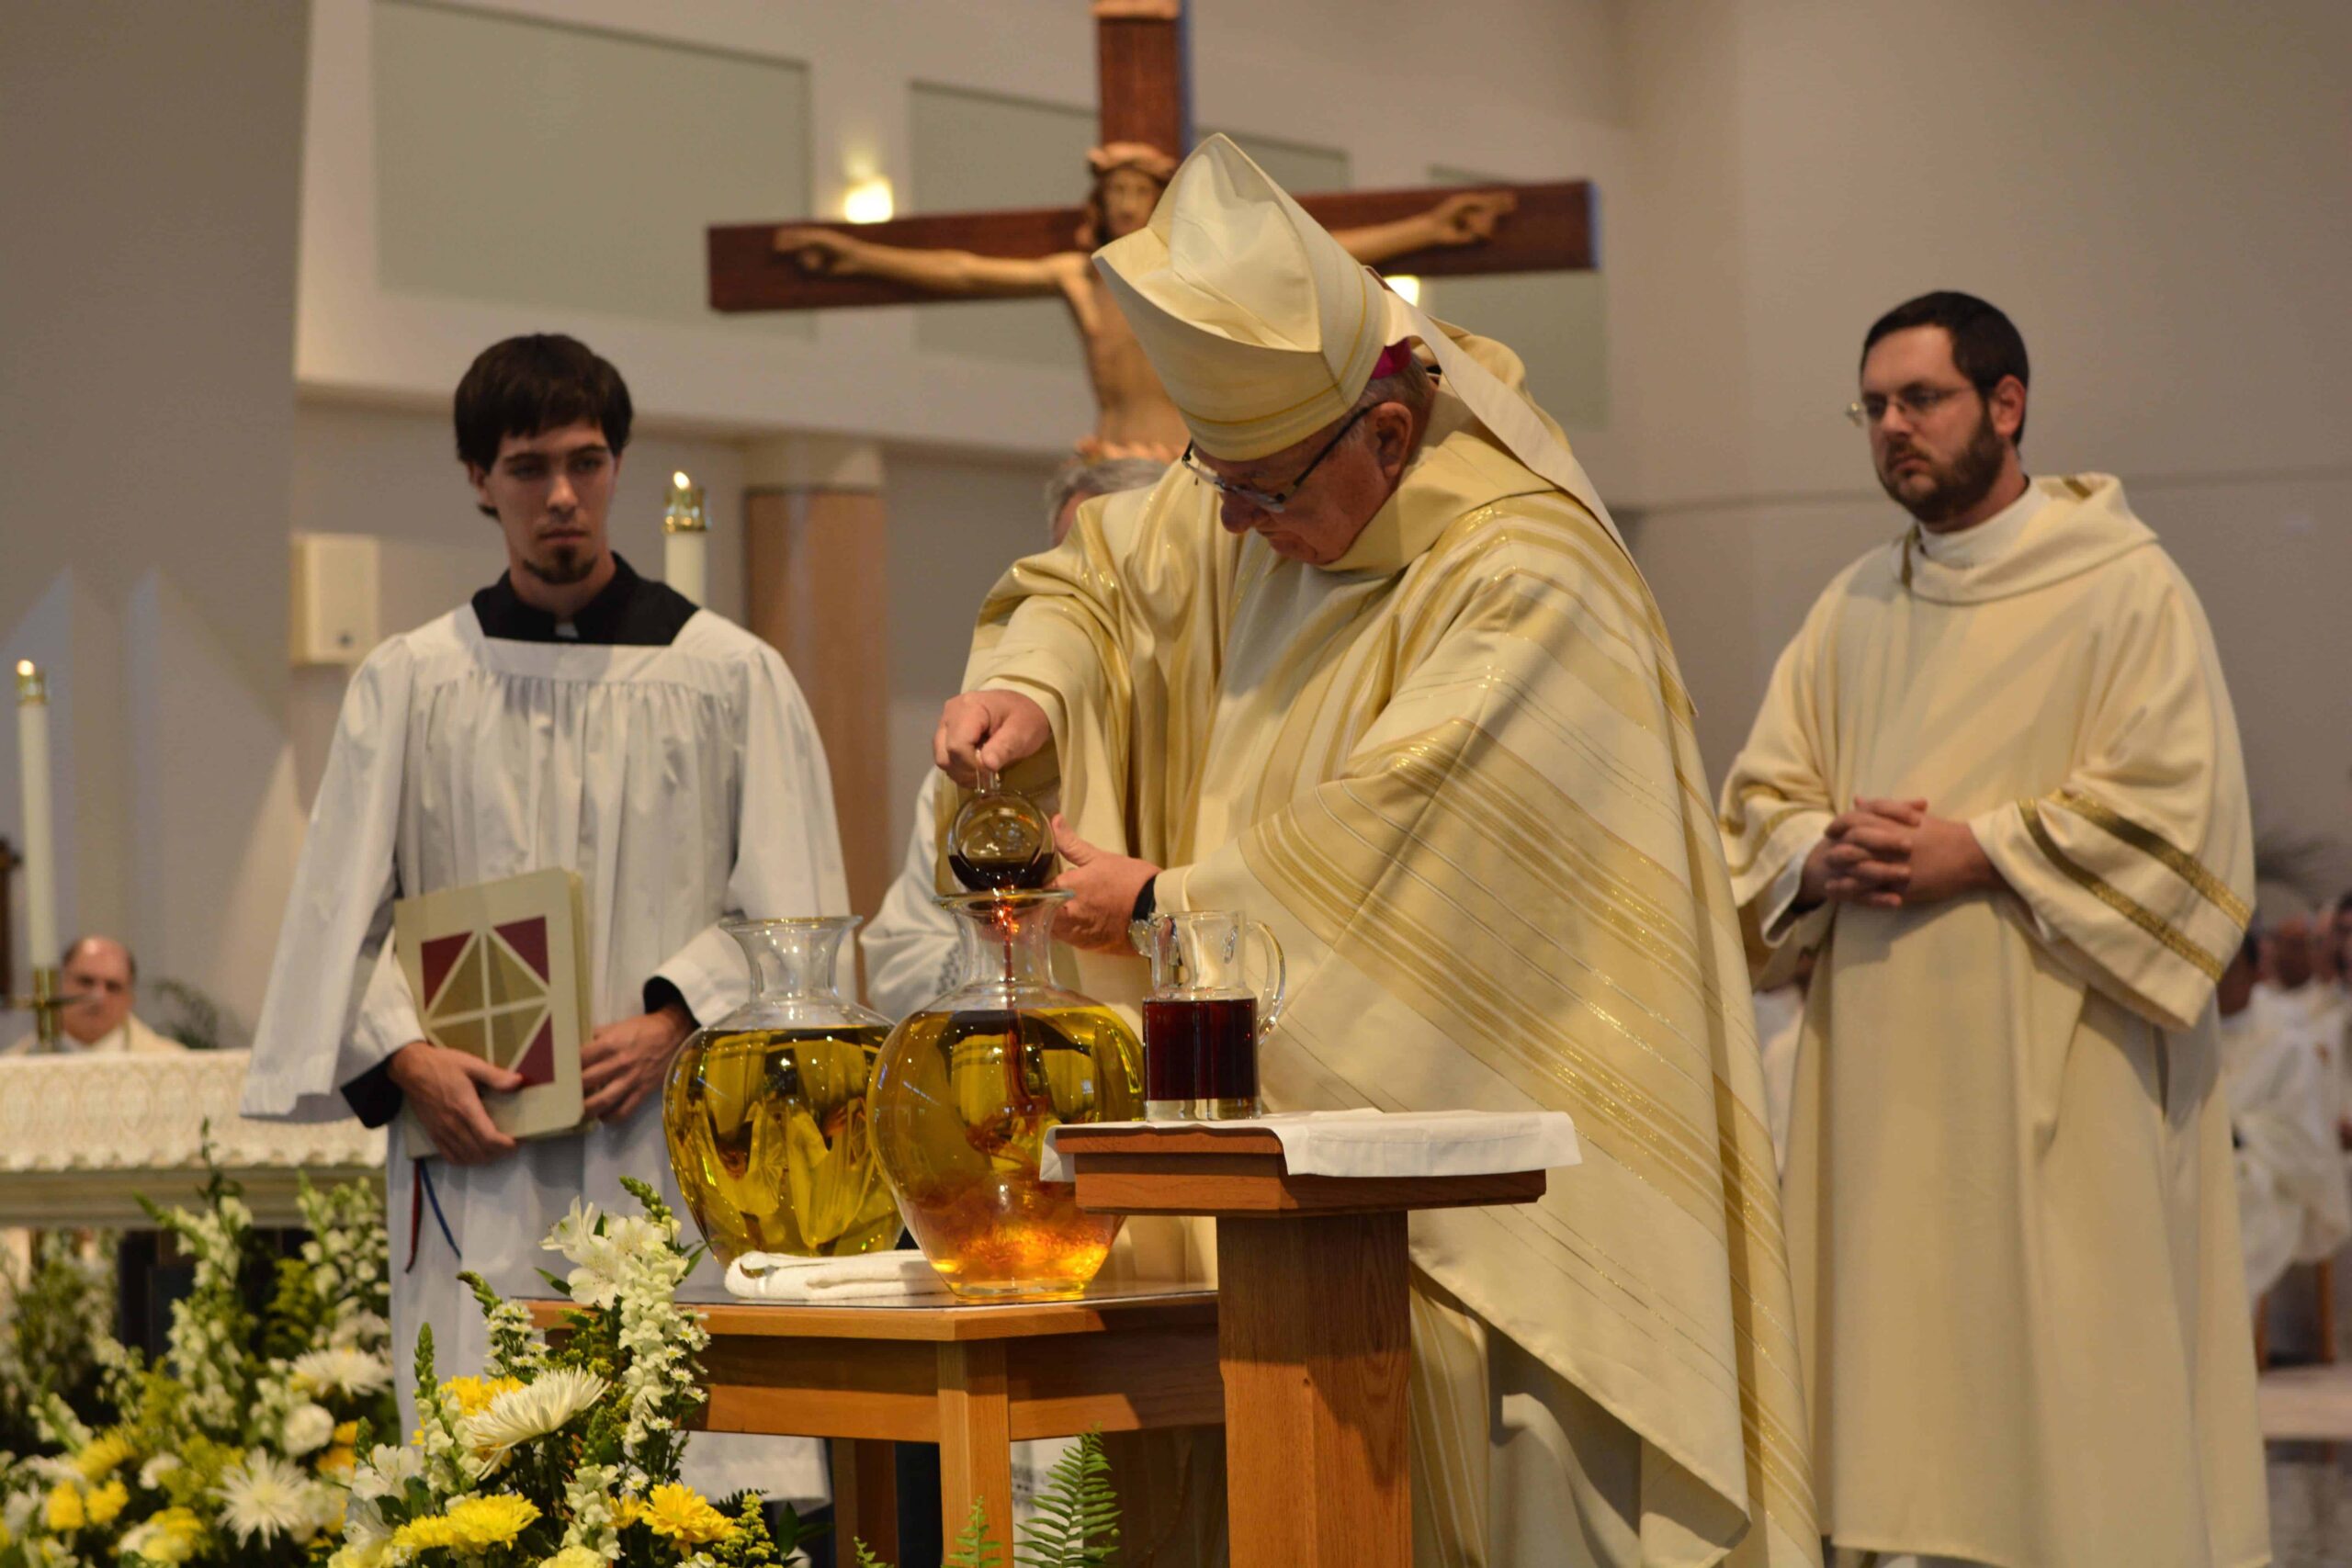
<box><xmin>215</xmin><ymin>1450</ymin><xmax>329</xmax><ymax>1546</ymax></box>
<box><xmin>282</xmin><ymin>1400</ymin><xmax>337</xmax><ymax>1455</ymax></box>
<box><xmin>139</xmin><ymin>1453</ymin><xmax>182</xmax><ymax>1490</ymax></box>
<box><xmin>291</xmin><ymin>1346</ymin><xmax>393</xmax><ymax>1398</ymax></box>
<box><xmin>547</xmin><ymin>1198</ymin><xmax>603</xmax><ymax>1262</ymax></box>
<box><xmin>330</xmin><ymin>1310</ymin><xmax>392</xmax><ymax>1350</ymax></box>
<box><xmin>463</xmin><ymin>1368</ymin><xmax>609</xmax><ymax>1465</ymax></box>
<box><xmin>349</xmin><ymin>1442</ymin><xmax>423</xmax><ymax>1505</ymax></box>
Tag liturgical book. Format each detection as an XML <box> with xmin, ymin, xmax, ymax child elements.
<box><xmin>392</xmin><ymin>867</ymin><xmax>589</xmax><ymax>1141</ymax></box>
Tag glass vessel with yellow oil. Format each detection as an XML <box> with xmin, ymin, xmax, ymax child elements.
<box><xmin>662</xmin><ymin>917</ymin><xmax>900</xmax><ymax>1265</ymax></box>
<box><xmin>867</xmin><ymin>890</ymin><xmax>1144</xmax><ymax>1299</ymax></box>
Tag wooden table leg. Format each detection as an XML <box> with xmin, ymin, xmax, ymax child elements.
<box><xmin>830</xmin><ymin>1438</ymin><xmax>899</xmax><ymax>1563</ymax></box>
<box><xmin>936</xmin><ymin>1339</ymin><xmax>1015</xmax><ymax>1552</ymax></box>
<box><xmin>1216</xmin><ymin>1211</ymin><xmax>1410</xmax><ymax>1566</ymax></box>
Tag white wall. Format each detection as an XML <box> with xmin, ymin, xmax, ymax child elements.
<box><xmin>1610</xmin><ymin>0</ymin><xmax>2352</xmax><ymax>892</ymax></box>
<box><xmin>0</xmin><ymin>2</ymin><xmax>311</xmax><ymax>1033</ymax></box>
<box><xmin>293</xmin><ymin>0</ymin><xmax>1634</xmax><ymax>460</ymax></box>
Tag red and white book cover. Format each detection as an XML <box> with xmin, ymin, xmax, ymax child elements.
<box><xmin>393</xmin><ymin>867</ymin><xmax>589</xmax><ymax>1141</ymax></box>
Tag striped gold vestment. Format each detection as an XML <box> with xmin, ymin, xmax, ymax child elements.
<box><xmin>956</xmin><ymin>354</ymin><xmax>1818</xmax><ymax>1566</ymax></box>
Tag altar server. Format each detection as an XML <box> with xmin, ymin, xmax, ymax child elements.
<box><xmin>243</xmin><ymin>334</ymin><xmax>848</xmax><ymax>1499</ymax></box>
<box><xmin>933</xmin><ymin>137</ymin><xmax>1815</xmax><ymax>1568</ymax></box>
<box><xmin>1719</xmin><ymin>292</ymin><xmax>2266</xmax><ymax>1567</ymax></box>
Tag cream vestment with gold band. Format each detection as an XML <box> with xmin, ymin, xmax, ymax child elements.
<box><xmin>1720</xmin><ymin>477</ymin><xmax>2267</xmax><ymax>1568</ymax></box>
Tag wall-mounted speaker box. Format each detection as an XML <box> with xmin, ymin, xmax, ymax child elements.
<box><xmin>289</xmin><ymin>533</ymin><xmax>381</xmax><ymax>667</ymax></box>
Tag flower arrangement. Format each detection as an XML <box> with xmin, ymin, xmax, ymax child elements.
<box><xmin>0</xmin><ymin>1234</ymin><xmax>115</xmax><ymax>1460</ymax></box>
<box><xmin>1</xmin><ymin>1171</ymin><xmax>1128</xmax><ymax>1568</ymax></box>
<box><xmin>329</xmin><ymin>1177</ymin><xmax>812</xmax><ymax>1568</ymax></box>
<box><xmin>0</xmin><ymin>1164</ymin><xmax>396</xmax><ymax>1567</ymax></box>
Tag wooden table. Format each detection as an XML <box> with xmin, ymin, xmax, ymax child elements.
<box><xmin>1054</xmin><ymin>1125</ymin><xmax>1551</xmax><ymax>1567</ymax></box>
<box><xmin>526</xmin><ymin>1282</ymin><xmax>1220</xmax><ymax>1558</ymax></box>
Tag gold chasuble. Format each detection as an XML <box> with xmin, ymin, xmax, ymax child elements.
<box><xmin>956</xmin><ymin>346</ymin><xmax>1817</xmax><ymax>1564</ymax></box>
<box><xmin>1720</xmin><ymin>477</ymin><xmax>2267</xmax><ymax>1568</ymax></box>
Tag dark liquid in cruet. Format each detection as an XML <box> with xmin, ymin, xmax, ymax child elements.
<box><xmin>948</xmin><ymin>850</ymin><xmax>1055</xmax><ymax>893</ymax></box>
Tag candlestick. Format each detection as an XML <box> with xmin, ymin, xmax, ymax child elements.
<box><xmin>15</xmin><ymin>660</ymin><xmax>57</xmax><ymax>980</ymax></box>
<box><xmin>663</xmin><ymin>469</ymin><xmax>709</xmax><ymax>606</ymax></box>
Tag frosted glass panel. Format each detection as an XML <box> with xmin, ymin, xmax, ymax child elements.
<box><xmin>374</xmin><ymin>1</ymin><xmax>811</xmax><ymax>336</ymax></box>
<box><xmin>1203</xmin><ymin>131</ymin><xmax>1349</xmax><ymax>197</ymax></box>
<box><xmin>1422</xmin><ymin>164</ymin><xmax>1605</xmax><ymax>429</ymax></box>
<box><xmin>909</xmin><ymin>84</ymin><xmax>1095</xmax><ymax>371</ymax></box>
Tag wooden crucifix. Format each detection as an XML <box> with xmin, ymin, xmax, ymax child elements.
<box><xmin>707</xmin><ymin>0</ymin><xmax>1599</xmax><ymax>459</ymax></box>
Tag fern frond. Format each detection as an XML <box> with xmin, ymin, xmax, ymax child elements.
<box><xmin>945</xmin><ymin>1494</ymin><xmax>1005</xmax><ymax>1568</ymax></box>
<box><xmin>1015</xmin><ymin>1431</ymin><xmax>1120</xmax><ymax>1568</ymax></box>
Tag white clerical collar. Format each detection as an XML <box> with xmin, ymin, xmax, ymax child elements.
<box><xmin>1914</xmin><ymin>478</ymin><xmax>2040</xmax><ymax>570</ymax></box>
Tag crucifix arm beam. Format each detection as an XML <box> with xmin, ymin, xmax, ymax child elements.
<box><xmin>710</xmin><ymin>182</ymin><xmax>1597</xmax><ymax>314</ymax></box>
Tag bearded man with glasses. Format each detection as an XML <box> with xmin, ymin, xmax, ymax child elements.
<box><xmin>1720</xmin><ymin>291</ymin><xmax>2267</xmax><ymax>1568</ymax></box>
<box><xmin>931</xmin><ymin>135</ymin><xmax>1817</xmax><ymax>1568</ymax></box>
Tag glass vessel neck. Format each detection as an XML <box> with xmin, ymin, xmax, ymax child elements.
<box><xmin>724</xmin><ymin>917</ymin><xmax>860</xmax><ymax>1001</ymax></box>
<box><xmin>947</xmin><ymin>892</ymin><xmax>1067</xmax><ymax>990</ymax></box>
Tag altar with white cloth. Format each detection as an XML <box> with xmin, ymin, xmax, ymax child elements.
<box><xmin>0</xmin><ymin>1048</ymin><xmax>383</xmax><ymax>1228</ymax></box>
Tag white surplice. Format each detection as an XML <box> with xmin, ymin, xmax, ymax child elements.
<box><xmin>243</xmin><ymin>604</ymin><xmax>848</xmax><ymax>1502</ymax></box>
<box><xmin>860</xmin><ymin>771</ymin><xmax>962</xmax><ymax>1021</ymax></box>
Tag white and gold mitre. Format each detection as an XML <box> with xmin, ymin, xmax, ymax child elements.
<box><xmin>1091</xmin><ymin>134</ymin><xmax>1385</xmax><ymax>461</ymax></box>
<box><xmin>1092</xmin><ymin>134</ymin><xmax>1632</xmax><ymax>559</ymax></box>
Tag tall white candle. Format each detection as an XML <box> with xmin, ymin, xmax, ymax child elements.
<box><xmin>15</xmin><ymin>660</ymin><xmax>58</xmax><ymax>971</ymax></box>
<box><xmin>663</xmin><ymin>469</ymin><xmax>709</xmax><ymax>606</ymax></box>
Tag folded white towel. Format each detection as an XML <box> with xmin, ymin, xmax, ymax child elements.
<box><xmin>724</xmin><ymin>1249</ymin><xmax>956</xmax><ymax>1303</ymax></box>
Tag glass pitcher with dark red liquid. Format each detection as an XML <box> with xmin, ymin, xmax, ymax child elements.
<box><xmin>1133</xmin><ymin>910</ymin><xmax>1285</xmax><ymax>1122</ymax></box>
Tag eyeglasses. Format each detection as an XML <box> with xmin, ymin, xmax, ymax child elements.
<box><xmin>1846</xmin><ymin>384</ymin><xmax>1974</xmax><ymax>428</ymax></box>
<box><xmin>1181</xmin><ymin>404</ymin><xmax>1374</xmax><ymax>513</ymax></box>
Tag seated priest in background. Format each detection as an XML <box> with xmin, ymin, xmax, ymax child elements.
<box><xmin>2256</xmin><ymin>899</ymin><xmax>2351</xmax><ymax>1134</ymax></box>
<box><xmin>1719</xmin><ymin>291</ymin><xmax>2266</xmax><ymax>1567</ymax></box>
<box><xmin>863</xmin><ymin>453</ymin><xmax>1166</xmax><ymax>1021</ymax></box>
<box><xmin>243</xmin><ymin>333</ymin><xmax>849</xmax><ymax>1504</ymax></box>
<box><xmin>3</xmin><ymin>936</ymin><xmax>180</xmax><ymax>1056</ymax></box>
<box><xmin>2217</xmin><ymin>930</ymin><xmax>2351</xmax><ymax>1307</ymax></box>
<box><xmin>933</xmin><ymin>136</ymin><xmax>1816</xmax><ymax>1568</ymax></box>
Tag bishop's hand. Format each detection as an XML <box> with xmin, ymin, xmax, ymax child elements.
<box><xmin>934</xmin><ymin>689</ymin><xmax>1052</xmax><ymax>787</ymax></box>
<box><xmin>387</xmin><ymin>1041</ymin><xmax>523</xmax><ymax>1166</ymax></box>
<box><xmin>1048</xmin><ymin>817</ymin><xmax>1160</xmax><ymax>953</ymax></box>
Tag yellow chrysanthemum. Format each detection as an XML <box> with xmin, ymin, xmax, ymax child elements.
<box><xmin>441</xmin><ymin>1375</ymin><xmax>526</xmax><ymax>1417</ymax></box>
<box><xmin>123</xmin><ymin>1506</ymin><xmax>203</xmax><ymax>1565</ymax></box>
<box><xmin>317</xmin><ymin>1444</ymin><xmax>358</xmax><ymax>1478</ymax></box>
<box><xmin>44</xmin><ymin>1483</ymin><xmax>85</xmax><ymax>1533</ymax></box>
<box><xmin>84</xmin><ymin>1479</ymin><xmax>129</xmax><ymax>1527</ymax></box>
<box><xmin>74</xmin><ymin>1432</ymin><xmax>134</xmax><ymax>1482</ymax></box>
<box><xmin>333</xmin><ymin>1420</ymin><xmax>361</xmax><ymax>1446</ymax></box>
<box><xmin>393</xmin><ymin>1494</ymin><xmax>541</xmax><ymax>1551</ymax></box>
<box><xmin>635</xmin><ymin>1483</ymin><xmax>734</xmax><ymax>1544</ymax></box>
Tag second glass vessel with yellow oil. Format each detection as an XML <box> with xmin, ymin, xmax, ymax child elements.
<box><xmin>663</xmin><ymin>917</ymin><xmax>901</xmax><ymax>1265</ymax></box>
<box><xmin>867</xmin><ymin>890</ymin><xmax>1144</xmax><ymax>1299</ymax></box>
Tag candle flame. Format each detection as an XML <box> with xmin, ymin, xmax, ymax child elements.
<box><xmin>673</xmin><ymin>470</ymin><xmax>691</xmax><ymax>489</ymax></box>
<box><xmin>1386</xmin><ymin>275</ymin><xmax>1423</xmax><ymax>306</ymax></box>
<box><xmin>842</xmin><ymin>176</ymin><xmax>895</xmax><ymax>225</ymax></box>
<box><xmin>13</xmin><ymin>660</ymin><xmax>28</xmax><ymax>678</ymax></box>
